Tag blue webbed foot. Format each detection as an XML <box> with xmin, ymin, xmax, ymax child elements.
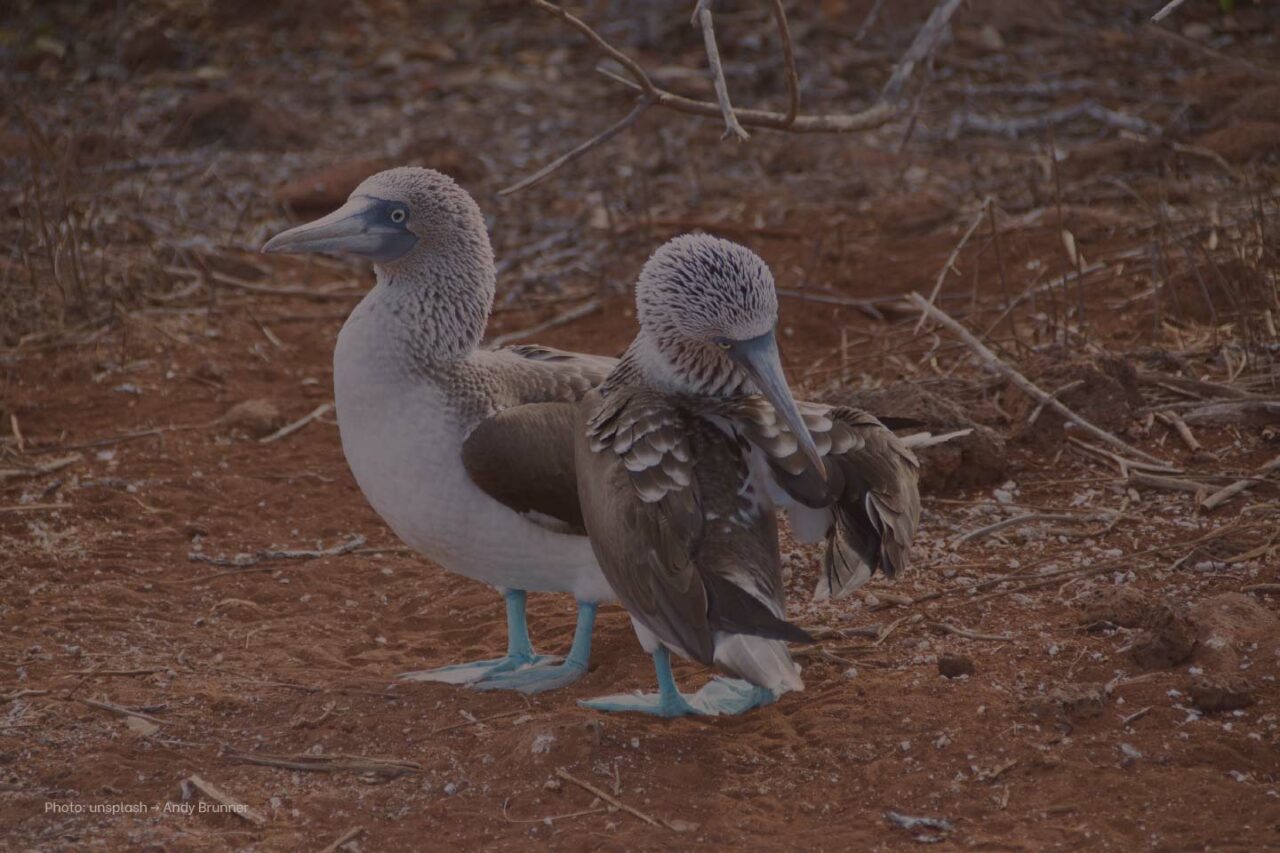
<box><xmin>471</xmin><ymin>659</ymin><xmax>588</xmax><ymax>694</ymax></box>
<box><xmin>579</xmin><ymin>647</ymin><xmax>779</xmax><ymax>717</ymax></box>
<box><xmin>398</xmin><ymin>589</ymin><xmax>567</xmax><ymax>687</ymax></box>
<box><xmin>470</xmin><ymin>601</ymin><xmax>597</xmax><ymax>695</ymax></box>
<box><xmin>397</xmin><ymin>652</ymin><xmax>560</xmax><ymax>686</ymax></box>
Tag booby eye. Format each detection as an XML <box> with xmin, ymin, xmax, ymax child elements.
<box><xmin>390</xmin><ymin>208</ymin><xmax>407</xmax><ymax>224</ymax></box>
<box><xmin>715</xmin><ymin>338</ymin><xmax>732</xmax><ymax>350</ymax></box>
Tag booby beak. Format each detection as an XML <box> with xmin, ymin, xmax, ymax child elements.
<box><xmin>262</xmin><ymin>196</ymin><xmax>418</xmax><ymax>263</ymax></box>
<box><xmin>728</xmin><ymin>331</ymin><xmax>827</xmax><ymax>481</ymax></box>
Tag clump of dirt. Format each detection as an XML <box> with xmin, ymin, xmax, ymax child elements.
<box><xmin>166</xmin><ymin>91</ymin><xmax>306</xmax><ymax>150</ymax></box>
<box><xmin>218</xmin><ymin>399</ymin><xmax>284</xmax><ymax>438</ymax></box>
<box><xmin>1010</xmin><ymin>352</ymin><xmax>1145</xmax><ymax>440</ymax></box>
<box><xmin>1189</xmin><ymin>592</ymin><xmax>1279</xmax><ymax>673</ymax></box>
<box><xmin>831</xmin><ymin>382</ymin><xmax>1007</xmax><ymax>492</ymax></box>
<box><xmin>1075</xmin><ymin>585</ymin><xmax>1153</xmax><ymax>630</ymax></box>
<box><xmin>1129</xmin><ymin>602</ymin><xmax>1197</xmax><ymax>669</ymax></box>
<box><xmin>1188</xmin><ymin>674</ymin><xmax>1257</xmax><ymax>714</ymax></box>
<box><xmin>937</xmin><ymin>653</ymin><xmax>975</xmax><ymax>678</ymax></box>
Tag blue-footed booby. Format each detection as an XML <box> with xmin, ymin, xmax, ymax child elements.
<box><xmin>263</xmin><ymin>167</ymin><xmax>613</xmax><ymax>693</ymax></box>
<box><xmin>574</xmin><ymin>235</ymin><xmax>921</xmax><ymax>717</ymax></box>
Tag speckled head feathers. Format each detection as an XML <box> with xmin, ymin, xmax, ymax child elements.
<box><xmin>626</xmin><ymin>234</ymin><xmax>780</xmax><ymax>396</ymax></box>
<box><xmin>636</xmin><ymin>234</ymin><xmax>778</xmax><ymax>345</ymax></box>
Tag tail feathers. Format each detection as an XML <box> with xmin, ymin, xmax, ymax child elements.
<box><xmin>704</xmin><ymin>573</ymin><xmax>813</xmax><ymax>644</ymax></box>
<box><xmin>815</xmin><ymin>530</ymin><xmax>874</xmax><ymax>601</ymax></box>
<box><xmin>712</xmin><ymin>632</ymin><xmax>804</xmax><ymax>693</ymax></box>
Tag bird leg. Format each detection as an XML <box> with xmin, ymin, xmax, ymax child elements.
<box><xmin>579</xmin><ymin>646</ymin><xmax>779</xmax><ymax>717</ymax></box>
<box><xmin>471</xmin><ymin>601</ymin><xmax>598</xmax><ymax>694</ymax></box>
<box><xmin>397</xmin><ymin>589</ymin><xmax>561</xmax><ymax>685</ymax></box>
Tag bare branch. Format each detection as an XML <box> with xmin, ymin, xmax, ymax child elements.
<box><xmin>1150</xmin><ymin>0</ymin><xmax>1188</xmax><ymax>23</ymax></box>
<box><xmin>498</xmin><ymin>96</ymin><xmax>654</xmax><ymax>195</ymax></box>
<box><xmin>505</xmin><ymin>0</ymin><xmax>963</xmax><ymax>192</ymax></box>
<box><xmin>600</xmin><ymin>68</ymin><xmax>893</xmax><ymax>133</ymax></box>
<box><xmin>529</xmin><ymin>0</ymin><xmax>655</xmax><ymax>95</ymax></box>
<box><xmin>771</xmin><ymin>0</ymin><xmax>800</xmax><ymax>126</ymax></box>
<box><xmin>692</xmin><ymin>1</ymin><xmax>749</xmax><ymax>141</ymax></box>
<box><xmin>880</xmin><ymin>0</ymin><xmax>964</xmax><ymax>104</ymax></box>
<box><xmin>910</xmin><ymin>292</ymin><xmax>1169</xmax><ymax>467</ymax></box>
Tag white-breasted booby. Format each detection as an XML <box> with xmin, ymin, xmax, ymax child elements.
<box><xmin>263</xmin><ymin>167</ymin><xmax>614</xmax><ymax>693</ymax></box>
<box><xmin>574</xmin><ymin>235</ymin><xmax>921</xmax><ymax>716</ymax></box>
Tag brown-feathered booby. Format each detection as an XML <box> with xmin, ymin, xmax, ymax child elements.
<box><xmin>574</xmin><ymin>235</ymin><xmax>921</xmax><ymax>716</ymax></box>
<box><xmin>263</xmin><ymin>167</ymin><xmax>614</xmax><ymax>693</ymax></box>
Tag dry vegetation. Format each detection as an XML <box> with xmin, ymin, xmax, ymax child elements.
<box><xmin>2</xmin><ymin>0</ymin><xmax>1279</xmax><ymax>850</ymax></box>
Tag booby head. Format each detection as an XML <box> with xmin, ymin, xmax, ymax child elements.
<box><xmin>262</xmin><ymin>166</ymin><xmax>490</xmax><ymax>273</ymax></box>
<box><xmin>636</xmin><ymin>234</ymin><xmax>826</xmax><ymax>480</ymax></box>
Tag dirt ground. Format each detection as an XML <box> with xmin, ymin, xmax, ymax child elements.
<box><xmin>3</xmin><ymin>1</ymin><xmax>1280</xmax><ymax>850</ymax></box>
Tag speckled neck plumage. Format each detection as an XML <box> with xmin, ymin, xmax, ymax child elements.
<box><xmin>604</xmin><ymin>335</ymin><xmax>751</xmax><ymax>399</ymax></box>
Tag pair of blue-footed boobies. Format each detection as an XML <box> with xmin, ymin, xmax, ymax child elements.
<box><xmin>264</xmin><ymin>167</ymin><xmax>919</xmax><ymax>716</ymax></box>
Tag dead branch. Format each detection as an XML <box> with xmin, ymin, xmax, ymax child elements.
<box><xmin>555</xmin><ymin>767</ymin><xmax>668</xmax><ymax>830</ymax></box>
<box><xmin>259</xmin><ymin>402</ymin><xmax>333</xmax><ymax>444</ymax></box>
<box><xmin>692</xmin><ymin>1</ymin><xmax>749</xmax><ymax>141</ymax></box>
<box><xmin>951</xmin><ymin>512</ymin><xmax>1106</xmax><ymax>546</ymax></box>
<box><xmin>1028</xmin><ymin>380</ymin><xmax>1084</xmax><ymax>426</ymax></box>
<box><xmin>225</xmin><ymin>749</ymin><xmax>421</xmax><ymax>777</ymax></box>
<box><xmin>0</xmin><ymin>453</ymin><xmax>81</xmax><ymax>482</ymax></box>
<box><xmin>180</xmin><ymin>775</ymin><xmax>268</xmax><ymax>826</ymax></box>
<box><xmin>1128</xmin><ymin>470</ymin><xmax>1207</xmax><ymax>494</ymax></box>
<box><xmin>1155</xmin><ymin>410</ymin><xmax>1204</xmax><ymax>454</ymax></box>
<box><xmin>508</xmin><ymin>0</ymin><xmax>965</xmax><ymax>190</ymax></box>
<box><xmin>880</xmin><ymin>0</ymin><xmax>963</xmax><ymax>104</ymax></box>
<box><xmin>498</xmin><ymin>96</ymin><xmax>655</xmax><ymax>196</ymax></box>
<box><xmin>319</xmin><ymin>827</ymin><xmax>366</xmax><ymax>853</ymax></box>
<box><xmin>771</xmin><ymin>0</ymin><xmax>800</xmax><ymax>126</ymax></box>
<box><xmin>910</xmin><ymin>293</ymin><xmax>1168</xmax><ymax>466</ymax></box>
<box><xmin>1150</xmin><ymin>0</ymin><xmax>1188</xmax><ymax>23</ymax></box>
<box><xmin>915</xmin><ymin>197</ymin><xmax>992</xmax><ymax>333</ymax></box>
<box><xmin>188</xmin><ymin>534</ymin><xmax>366</xmax><ymax>570</ymax></box>
<box><xmin>946</xmin><ymin>100</ymin><xmax>1162</xmax><ymax>140</ymax></box>
<box><xmin>1200</xmin><ymin>454</ymin><xmax>1280</xmax><ymax>512</ymax></box>
<box><xmin>927</xmin><ymin>621</ymin><xmax>1012</xmax><ymax>642</ymax></box>
<box><xmin>80</xmin><ymin>697</ymin><xmax>165</xmax><ymax>725</ymax></box>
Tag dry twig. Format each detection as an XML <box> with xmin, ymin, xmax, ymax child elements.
<box><xmin>318</xmin><ymin>826</ymin><xmax>365</xmax><ymax>853</ymax></box>
<box><xmin>555</xmin><ymin>767</ymin><xmax>668</xmax><ymax>830</ymax></box>
<box><xmin>911</xmin><ymin>293</ymin><xmax>1167</xmax><ymax>466</ymax></box>
<box><xmin>180</xmin><ymin>775</ymin><xmax>267</xmax><ymax>826</ymax></box>
<box><xmin>259</xmin><ymin>402</ymin><xmax>333</xmax><ymax>444</ymax></box>
<box><xmin>188</xmin><ymin>534</ymin><xmax>366</xmax><ymax>571</ymax></box>
<box><xmin>507</xmin><ymin>0</ymin><xmax>965</xmax><ymax>191</ymax></box>
<box><xmin>1200</xmin><ymin>454</ymin><xmax>1280</xmax><ymax>511</ymax></box>
<box><xmin>226</xmin><ymin>749</ymin><xmax>422</xmax><ymax>778</ymax></box>
<box><xmin>692</xmin><ymin>0</ymin><xmax>749</xmax><ymax>141</ymax></box>
<box><xmin>928</xmin><ymin>621</ymin><xmax>1011</xmax><ymax>642</ymax></box>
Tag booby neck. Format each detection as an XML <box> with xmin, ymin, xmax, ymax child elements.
<box><xmin>605</xmin><ymin>334</ymin><xmax>753</xmax><ymax>400</ymax></box>
<box><xmin>358</xmin><ymin>230</ymin><xmax>497</xmax><ymax>370</ymax></box>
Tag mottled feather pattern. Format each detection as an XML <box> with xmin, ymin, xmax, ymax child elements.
<box><xmin>577</xmin><ymin>386</ymin><xmax>811</xmax><ymax>672</ymax></box>
<box><xmin>715</xmin><ymin>396</ymin><xmax>921</xmax><ymax>599</ymax></box>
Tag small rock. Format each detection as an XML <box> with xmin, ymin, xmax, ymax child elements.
<box><xmin>1181</xmin><ymin>22</ymin><xmax>1213</xmax><ymax>41</ymax></box>
<box><xmin>219</xmin><ymin>399</ymin><xmax>283</xmax><ymax>438</ymax></box>
<box><xmin>1030</xmin><ymin>683</ymin><xmax>1107</xmax><ymax>721</ymax></box>
<box><xmin>1188</xmin><ymin>675</ymin><xmax>1257</xmax><ymax>713</ymax></box>
<box><xmin>937</xmin><ymin>654</ymin><xmax>975</xmax><ymax>679</ymax></box>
